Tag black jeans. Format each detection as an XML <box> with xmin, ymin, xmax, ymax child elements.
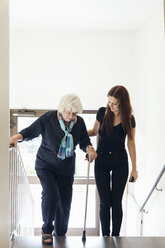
<box><xmin>36</xmin><ymin>169</ymin><xmax>74</xmax><ymax>235</ymax></box>
<box><xmin>95</xmin><ymin>150</ymin><xmax>128</xmax><ymax>236</ymax></box>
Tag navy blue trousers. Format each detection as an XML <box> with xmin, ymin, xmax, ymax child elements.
<box><xmin>36</xmin><ymin>169</ymin><xmax>74</xmax><ymax>235</ymax></box>
<box><xmin>95</xmin><ymin>150</ymin><xmax>128</xmax><ymax>236</ymax></box>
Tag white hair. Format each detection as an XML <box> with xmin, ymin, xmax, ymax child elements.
<box><xmin>58</xmin><ymin>93</ymin><xmax>83</xmax><ymax>114</ymax></box>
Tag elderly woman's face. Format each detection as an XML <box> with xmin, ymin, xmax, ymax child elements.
<box><xmin>62</xmin><ymin>109</ymin><xmax>77</xmax><ymax>122</ymax></box>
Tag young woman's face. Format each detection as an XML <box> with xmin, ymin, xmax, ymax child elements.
<box><xmin>108</xmin><ymin>96</ymin><xmax>120</xmax><ymax>113</ymax></box>
<box><xmin>62</xmin><ymin>109</ymin><xmax>77</xmax><ymax>122</ymax></box>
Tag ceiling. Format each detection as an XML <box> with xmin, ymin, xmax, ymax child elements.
<box><xmin>10</xmin><ymin>0</ymin><xmax>162</xmax><ymax>29</ymax></box>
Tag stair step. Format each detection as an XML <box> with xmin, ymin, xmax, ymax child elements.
<box><xmin>10</xmin><ymin>236</ymin><xmax>165</xmax><ymax>248</ymax></box>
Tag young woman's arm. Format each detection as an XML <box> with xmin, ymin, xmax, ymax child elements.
<box><xmin>88</xmin><ymin>120</ymin><xmax>100</xmax><ymax>137</ymax></box>
<box><xmin>127</xmin><ymin>128</ymin><xmax>138</xmax><ymax>182</ymax></box>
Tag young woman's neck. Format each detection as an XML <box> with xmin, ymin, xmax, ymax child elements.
<box><xmin>113</xmin><ymin>111</ymin><xmax>120</xmax><ymax>117</ymax></box>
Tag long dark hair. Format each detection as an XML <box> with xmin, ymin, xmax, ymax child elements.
<box><xmin>101</xmin><ymin>85</ymin><xmax>133</xmax><ymax>139</ymax></box>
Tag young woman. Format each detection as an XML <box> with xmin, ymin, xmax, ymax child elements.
<box><xmin>88</xmin><ymin>85</ymin><xmax>138</xmax><ymax>237</ymax></box>
<box><xmin>10</xmin><ymin>93</ymin><xmax>97</xmax><ymax>245</ymax></box>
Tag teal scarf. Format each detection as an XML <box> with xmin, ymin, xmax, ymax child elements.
<box><xmin>57</xmin><ymin>112</ymin><xmax>74</xmax><ymax>160</ymax></box>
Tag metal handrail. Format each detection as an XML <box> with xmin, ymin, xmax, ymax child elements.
<box><xmin>9</xmin><ymin>146</ymin><xmax>34</xmax><ymax>240</ymax></box>
<box><xmin>140</xmin><ymin>164</ymin><xmax>165</xmax><ymax>212</ymax></box>
<box><xmin>139</xmin><ymin>164</ymin><xmax>165</xmax><ymax>236</ymax></box>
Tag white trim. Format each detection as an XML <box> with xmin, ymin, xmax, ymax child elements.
<box><xmin>28</xmin><ymin>176</ymin><xmax>96</xmax><ymax>185</ymax></box>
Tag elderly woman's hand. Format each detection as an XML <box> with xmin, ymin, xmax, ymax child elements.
<box><xmin>86</xmin><ymin>146</ymin><xmax>97</xmax><ymax>163</ymax></box>
<box><xmin>9</xmin><ymin>136</ymin><xmax>18</xmax><ymax>148</ymax></box>
<box><xmin>9</xmin><ymin>134</ymin><xmax>23</xmax><ymax>149</ymax></box>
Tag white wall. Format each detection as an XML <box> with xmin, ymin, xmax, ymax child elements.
<box><xmin>126</xmin><ymin>2</ymin><xmax>165</xmax><ymax>236</ymax></box>
<box><xmin>10</xmin><ymin>29</ymin><xmax>135</xmax><ymax>110</ymax></box>
<box><xmin>0</xmin><ymin>0</ymin><xmax>9</xmax><ymax>247</ymax></box>
<box><xmin>9</xmin><ymin>1</ymin><xmax>165</xmax><ymax>237</ymax></box>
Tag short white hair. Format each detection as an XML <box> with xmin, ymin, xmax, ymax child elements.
<box><xmin>58</xmin><ymin>93</ymin><xmax>83</xmax><ymax>114</ymax></box>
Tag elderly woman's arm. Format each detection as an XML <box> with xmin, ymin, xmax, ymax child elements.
<box><xmin>9</xmin><ymin>112</ymin><xmax>47</xmax><ymax>148</ymax></box>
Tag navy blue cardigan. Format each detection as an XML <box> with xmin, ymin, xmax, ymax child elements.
<box><xmin>19</xmin><ymin>111</ymin><xmax>92</xmax><ymax>175</ymax></box>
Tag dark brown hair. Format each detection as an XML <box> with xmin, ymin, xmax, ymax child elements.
<box><xmin>101</xmin><ymin>85</ymin><xmax>133</xmax><ymax>138</ymax></box>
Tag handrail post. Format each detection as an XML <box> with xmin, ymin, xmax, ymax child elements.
<box><xmin>140</xmin><ymin>210</ymin><xmax>143</xmax><ymax>236</ymax></box>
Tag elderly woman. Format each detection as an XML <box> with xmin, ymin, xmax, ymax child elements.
<box><xmin>9</xmin><ymin>94</ymin><xmax>97</xmax><ymax>245</ymax></box>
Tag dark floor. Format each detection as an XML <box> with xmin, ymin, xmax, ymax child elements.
<box><xmin>10</xmin><ymin>236</ymin><xmax>165</xmax><ymax>248</ymax></box>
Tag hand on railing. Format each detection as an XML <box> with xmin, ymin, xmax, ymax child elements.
<box><xmin>9</xmin><ymin>133</ymin><xmax>23</xmax><ymax>149</ymax></box>
<box><xmin>9</xmin><ymin>137</ymin><xmax>17</xmax><ymax>148</ymax></box>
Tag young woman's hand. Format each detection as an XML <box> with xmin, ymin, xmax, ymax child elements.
<box><xmin>129</xmin><ymin>169</ymin><xmax>138</xmax><ymax>183</ymax></box>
